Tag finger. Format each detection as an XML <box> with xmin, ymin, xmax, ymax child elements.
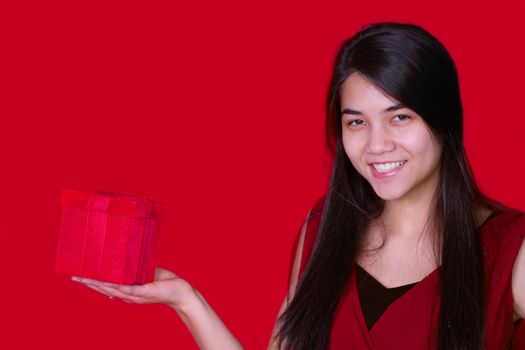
<box><xmin>72</xmin><ymin>276</ymin><xmax>107</xmax><ymax>285</ymax></box>
<box><xmin>73</xmin><ymin>278</ymin><xmax>113</xmax><ymax>290</ymax></box>
<box><xmin>73</xmin><ymin>277</ymin><xmax>125</xmax><ymax>291</ymax></box>
<box><xmin>110</xmin><ymin>283</ymin><xmax>152</xmax><ymax>297</ymax></box>
<box><xmin>73</xmin><ymin>277</ymin><xmax>122</xmax><ymax>296</ymax></box>
<box><xmin>88</xmin><ymin>282</ymin><xmax>154</xmax><ymax>303</ymax></box>
<box><xmin>79</xmin><ymin>282</ymin><xmax>145</xmax><ymax>303</ymax></box>
<box><xmin>81</xmin><ymin>281</ymin><xmax>114</xmax><ymax>297</ymax></box>
<box><xmin>155</xmin><ymin>267</ymin><xmax>177</xmax><ymax>281</ymax></box>
<box><xmin>72</xmin><ymin>277</ymin><xmax>153</xmax><ymax>300</ymax></box>
<box><xmin>81</xmin><ymin>281</ymin><xmax>130</xmax><ymax>297</ymax></box>
<box><xmin>100</xmin><ymin>288</ymin><xmax>149</xmax><ymax>304</ymax></box>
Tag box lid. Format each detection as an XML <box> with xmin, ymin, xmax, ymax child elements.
<box><xmin>60</xmin><ymin>188</ymin><xmax>165</xmax><ymax>218</ymax></box>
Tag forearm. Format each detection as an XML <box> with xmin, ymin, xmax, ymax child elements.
<box><xmin>170</xmin><ymin>289</ymin><xmax>243</xmax><ymax>350</ymax></box>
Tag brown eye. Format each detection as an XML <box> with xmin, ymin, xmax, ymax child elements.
<box><xmin>347</xmin><ymin>119</ymin><xmax>364</xmax><ymax>127</ymax></box>
<box><xmin>392</xmin><ymin>114</ymin><xmax>410</xmax><ymax>122</ymax></box>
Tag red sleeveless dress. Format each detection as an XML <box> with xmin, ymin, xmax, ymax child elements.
<box><xmin>296</xmin><ymin>196</ymin><xmax>525</xmax><ymax>349</ymax></box>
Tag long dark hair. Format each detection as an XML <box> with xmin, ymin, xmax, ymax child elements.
<box><xmin>277</xmin><ymin>22</ymin><xmax>501</xmax><ymax>349</ymax></box>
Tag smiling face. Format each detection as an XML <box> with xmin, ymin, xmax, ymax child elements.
<box><xmin>340</xmin><ymin>73</ymin><xmax>442</xmax><ymax>203</ymax></box>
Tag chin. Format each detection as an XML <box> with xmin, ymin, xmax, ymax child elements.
<box><xmin>370</xmin><ymin>186</ymin><xmax>407</xmax><ymax>201</ymax></box>
<box><xmin>375</xmin><ymin>193</ymin><xmax>405</xmax><ymax>201</ymax></box>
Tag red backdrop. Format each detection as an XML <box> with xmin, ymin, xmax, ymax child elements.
<box><xmin>1</xmin><ymin>0</ymin><xmax>524</xmax><ymax>349</ymax></box>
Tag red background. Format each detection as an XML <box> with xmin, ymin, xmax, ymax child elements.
<box><xmin>1</xmin><ymin>0</ymin><xmax>524</xmax><ymax>349</ymax></box>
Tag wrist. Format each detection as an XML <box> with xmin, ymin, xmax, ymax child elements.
<box><xmin>168</xmin><ymin>286</ymin><xmax>203</xmax><ymax>316</ymax></box>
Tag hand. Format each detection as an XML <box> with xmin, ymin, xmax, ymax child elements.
<box><xmin>72</xmin><ymin>267</ymin><xmax>196</xmax><ymax>311</ymax></box>
<box><xmin>73</xmin><ymin>268</ymin><xmax>244</xmax><ymax>350</ymax></box>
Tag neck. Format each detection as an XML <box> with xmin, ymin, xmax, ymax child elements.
<box><xmin>379</xmin><ymin>175</ymin><xmax>439</xmax><ymax>242</ymax></box>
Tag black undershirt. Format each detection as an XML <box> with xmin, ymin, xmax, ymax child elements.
<box><xmin>355</xmin><ymin>264</ymin><xmax>418</xmax><ymax>331</ymax></box>
<box><xmin>354</xmin><ymin>211</ymin><xmax>503</xmax><ymax>332</ymax></box>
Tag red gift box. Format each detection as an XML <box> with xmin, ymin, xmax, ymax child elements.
<box><xmin>55</xmin><ymin>188</ymin><xmax>165</xmax><ymax>284</ymax></box>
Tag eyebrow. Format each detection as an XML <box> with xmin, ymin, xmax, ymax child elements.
<box><xmin>341</xmin><ymin>103</ymin><xmax>406</xmax><ymax>116</ymax></box>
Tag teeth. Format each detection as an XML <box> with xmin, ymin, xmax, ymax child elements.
<box><xmin>372</xmin><ymin>161</ymin><xmax>405</xmax><ymax>173</ymax></box>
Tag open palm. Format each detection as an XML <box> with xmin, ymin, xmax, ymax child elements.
<box><xmin>72</xmin><ymin>267</ymin><xmax>195</xmax><ymax>309</ymax></box>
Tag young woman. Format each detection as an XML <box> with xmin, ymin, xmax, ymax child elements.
<box><xmin>73</xmin><ymin>22</ymin><xmax>525</xmax><ymax>349</ymax></box>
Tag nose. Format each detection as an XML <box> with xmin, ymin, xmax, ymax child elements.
<box><xmin>366</xmin><ymin>124</ymin><xmax>395</xmax><ymax>154</ymax></box>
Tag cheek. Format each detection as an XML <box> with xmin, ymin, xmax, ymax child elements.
<box><xmin>401</xmin><ymin>130</ymin><xmax>441</xmax><ymax>163</ymax></box>
<box><xmin>342</xmin><ymin>135</ymin><xmax>366</xmax><ymax>169</ymax></box>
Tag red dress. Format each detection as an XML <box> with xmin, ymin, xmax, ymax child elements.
<box><xmin>297</xmin><ymin>196</ymin><xmax>525</xmax><ymax>349</ymax></box>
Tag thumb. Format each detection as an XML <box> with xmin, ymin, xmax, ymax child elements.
<box><xmin>154</xmin><ymin>267</ymin><xmax>178</xmax><ymax>281</ymax></box>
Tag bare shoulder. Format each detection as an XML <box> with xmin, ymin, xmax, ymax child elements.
<box><xmin>287</xmin><ymin>208</ymin><xmax>311</xmax><ymax>299</ymax></box>
<box><xmin>477</xmin><ymin>206</ymin><xmax>525</xmax><ymax>321</ymax></box>
<box><xmin>267</xmin><ymin>208</ymin><xmax>312</xmax><ymax>350</ymax></box>
<box><xmin>512</xmin><ymin>234</ymin><xmax>525</xmax><ymax>321</ymax></box>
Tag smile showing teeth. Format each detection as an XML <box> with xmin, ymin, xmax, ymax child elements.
<box><xmin>372</xmin><ymin>161</ymin><xmax>406</xmax><ymax>173</ymax></box>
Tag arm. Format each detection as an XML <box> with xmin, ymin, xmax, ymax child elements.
<box><xmin>173</xmin><ymin>288</ymin><xmax>243</xmax><ymax>350</ymax></box>
<box><xmin>267</xmin><ymin>210</ymin><xmax>310</xmax><ymax>350</ymax></box>
<box><xmin>512</xmin><ymin>236</ymin><xmax>525</xmax><ymax>321</ymax></box>
<box><xmin>72</xmin><ymin>208</ymin><xmax>312</xmax><ymax>349</ymax></box>
<box><xmin>73</xmin><ymin>268</ymin><xmax>242</xmax><ymax>350</ymax></box>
